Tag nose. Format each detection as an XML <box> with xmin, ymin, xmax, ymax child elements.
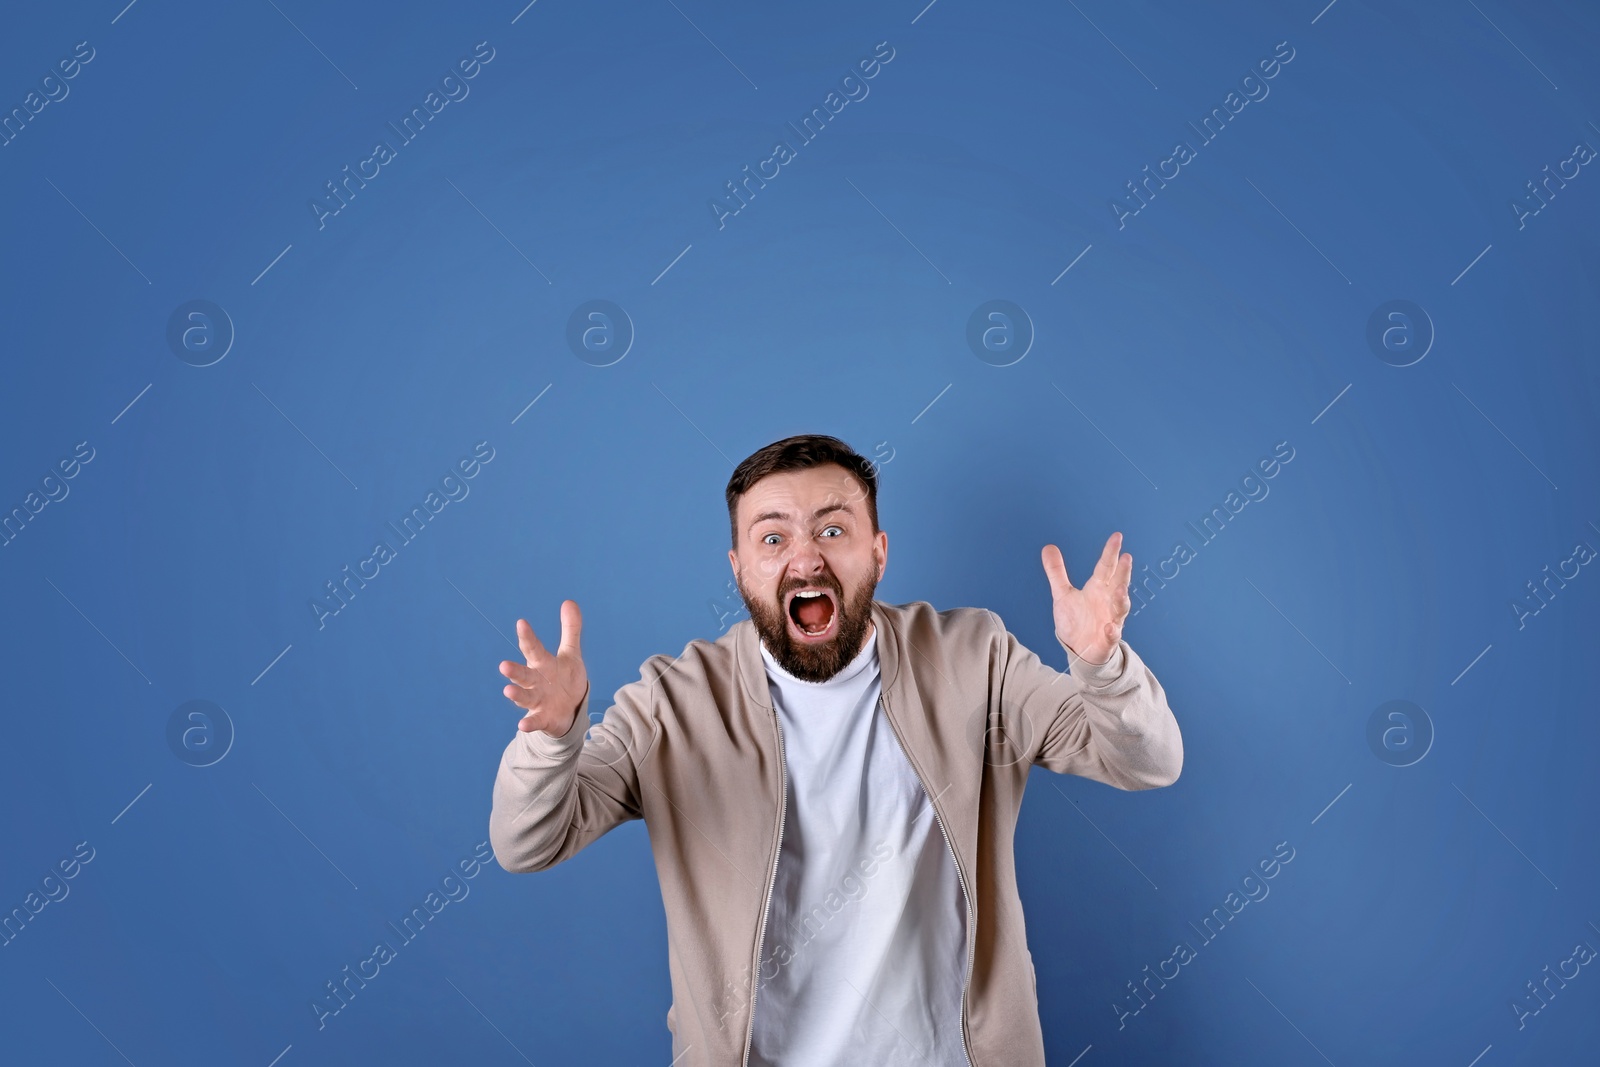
<box><xmin>787</xmin><ymin>539</ymin><xmax>833</xmax><ymax>583</ymax></box>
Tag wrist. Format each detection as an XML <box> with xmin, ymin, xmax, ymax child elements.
<box><xmin>1066</xmin><ymin>640</ymin><xmax>1126</xmax><ymax>684</ymax></box>
<box><xmin>1058</xmin><ymin>631</ymin><xmax>1111</xmax><ymax>665</ymax></box>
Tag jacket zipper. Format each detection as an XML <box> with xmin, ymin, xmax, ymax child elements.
<box><xmin>879</xmin><ymin>693</ymin><xmax>977</xmax><ymax>1067</ymax></box>
<box><xmin>740</xmin><ymin>709</ymin><xmax>788</xmax><ymax>1067</ymax></box>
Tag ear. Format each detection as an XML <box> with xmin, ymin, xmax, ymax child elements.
<box><xmin>728</xmin><ymin>547</ymin><xmax>739</xmax><ymax>579</ymax></box>
<box><xmin>874</xmin><ymin>529</ymin><xmax>888</xmax><ymax>580</ymax></box>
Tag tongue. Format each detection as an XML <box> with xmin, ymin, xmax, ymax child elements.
<box><xmin>795</xmin><ymin>597</ymin><xmax>832</xmax><ymax>632</ymax></box>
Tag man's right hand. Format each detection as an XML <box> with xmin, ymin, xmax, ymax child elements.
<box><xmin>500</xmin><ymin>600</ymin><xmax>589</xmax><ymax>736</ymax></box>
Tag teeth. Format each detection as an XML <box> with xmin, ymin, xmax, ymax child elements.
<box><xmin>795</xmin><ymin>590</ymin><xmax>824</xmax><ymax>598</ymax></box>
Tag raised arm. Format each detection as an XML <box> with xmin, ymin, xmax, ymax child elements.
<box><xmin>991</xmin><ymin>533</ymin><xmax>1182</xmax><ymax>790</ymax></box>
<box><xmin>488</xmin><ymin>601</ymin><xmax>654</xmax><ymax>872</ymax></box>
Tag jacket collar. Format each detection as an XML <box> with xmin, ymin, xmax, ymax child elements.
<box><xmin>733</xmin><ymin>599</ymin><xmax>902</xmax><ymax>711</ymax></box>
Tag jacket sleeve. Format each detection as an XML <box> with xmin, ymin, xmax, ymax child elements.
<box><xmin>987</xmin><ymin>611</ymin><xmax>1183</xmax><ymax>790</ymax></box>
<box><xmin>488</xmin><ymin>663</ymin><xmax>659</xmax><ymax>873</ymax></box>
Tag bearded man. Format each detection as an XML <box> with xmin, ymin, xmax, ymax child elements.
<box><xmin>489</xmin><ymin>433</ymin><xmax>1182</xmax><ymax>1066</ymax></box>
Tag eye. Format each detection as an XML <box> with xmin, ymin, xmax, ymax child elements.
<box><xmin>762</xmin><ymin>533</ymin><xmax>781</xmax><ymax>546</ymax></box>
<box><xmin>821</xmin><ymin>525</ymin><xmax>843</xmax><ymax>538</ymax></box>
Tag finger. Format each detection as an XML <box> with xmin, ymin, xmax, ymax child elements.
<box><xmin>518</xmin><ymin>704</ymin><xmax>576</xmax><ymax>733</ymax></box>
<box><xmin>517</xmin><ymin>618</ymin><xmax>549</xmax><ymax>665</ymax></box>
<box><xmin>1093</xmin><ymin>532</ymin><xmax>1122</xmax><ymax>581</ymax></box>
<box><xmin>1040</xmin><ymin>544</ymin><xmax>1074</xmax><ymax>595</ymax></box>
<box><xmin>499</xmin><ymin>660</ymin><xmax>547</xmax><ymax>690</ymax></box>
<box><xmin>517</xmin><ymin>709</ymin><xmax>571</xmax><ymax>734</ymax></box>
<box><xmin>1116</xmin><ymin>550</ymin><xmax>1133</xmax><ymax>589</ymax></box>
<box><xmin>503</xmin><ymin>682</ymin><xmax>539</xmax><ymax>711</ymax></box>
<box><xmin>557</xmin><ymin>599</ymin><xmax>583</xmax><ymax>658</ymax></box>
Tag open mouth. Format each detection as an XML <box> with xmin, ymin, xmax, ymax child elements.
<box><xmin>785</xmin><ymin>586</ymin><xmax>838</xmax><ymax>641</ymax></box>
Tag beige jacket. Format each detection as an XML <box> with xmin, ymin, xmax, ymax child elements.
<box><xmin>489</xmin><ymin>598</ymin><xmax>1182</xmax><ymax>1065</ymax></box>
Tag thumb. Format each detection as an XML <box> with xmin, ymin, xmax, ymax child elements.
<box><xmin>1041</xmin><ymin>544</ymin><xmax>1074</xmax><ymax>597</ymax></box>
<box><xmin>557</xmin><ymin>599</ymin><xmax>583</xmax><ymax>657</ymax></box>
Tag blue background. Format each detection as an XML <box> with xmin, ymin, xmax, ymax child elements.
<box><xmin>2</xmin><ymin>0</ymin><xmax>1596</xmax><ymax>1064</ymax></box>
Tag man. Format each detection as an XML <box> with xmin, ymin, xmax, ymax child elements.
<box><xmin>489</xmin><ymin>434</ymin><xmax>1182</xmax><ymax>1066</ymax></box>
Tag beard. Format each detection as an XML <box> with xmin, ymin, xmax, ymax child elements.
<box><xmin>737</xmin><ymin>553</ymin><xmax>880</xmax><ymax>683</ymax></box>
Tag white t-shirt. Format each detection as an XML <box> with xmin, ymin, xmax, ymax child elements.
<box><xmin>749</xmin><ymin>625</ymin><xmax>969</xmax><ymax>1066</ymax></box>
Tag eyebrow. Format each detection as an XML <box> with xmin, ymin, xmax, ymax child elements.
<box><xmin>748</xmin><ymin>502</ymin><xmax>852</xmax><ymax>535</ymax></box>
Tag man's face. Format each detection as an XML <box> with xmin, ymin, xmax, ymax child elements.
<box><xmin>728</xmin><ymin>463</ymin><xmax>888</xmax><ymax>682</ymax></box>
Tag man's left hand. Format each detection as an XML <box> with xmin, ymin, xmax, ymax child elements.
<box><xmin>1041</xmin><ymin>532</ymin><xmax>1133</xmax><ymax>666</ymax></box>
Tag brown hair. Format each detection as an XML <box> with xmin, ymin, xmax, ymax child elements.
<box><xmin>725</xmin><ymin>434</ymin><xmax>879</xmax><ymax>548</ymax></box>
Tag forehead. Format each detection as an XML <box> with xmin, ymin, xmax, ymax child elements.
<box><xmin>737</xmin><ymin>464</ymin><xmax>865</xmax><ymax>522</ymax></box>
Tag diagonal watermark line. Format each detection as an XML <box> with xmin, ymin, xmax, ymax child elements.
<box><xmin>446</xmin><ymin>576</ymin><xmax>519</xmax><ymax>651</ymax></box>
<box><xmin>652</xmin><ymin>382</ymin><xmax>736</xmax><ymax>466</ymax></box>
<box><xmin>841</xmin><ymin>976</ymin><xmax>932</xmax><ymax>1064</ymax></box>
<box><xmin>1050</xmin><ymin>781</ymin><xmax>1159</xmax><ymax>890</ymax></box>
<box><xmin>664</xmin><ymin>0</ymin><xmax>758</xmax><ymax>89</ymax></box>
<box><xmin>511</xmin><ymin>383</ymin><xmax>552</xmax><ymax>424</ymax></box>
<box><xmin>653</xmin><ymin>641</ymin><xmax>699</xmax><ymax>688</ymax></box>
<box><xmin>1311</xmin><ymin>783</ymin><xmax>1351</xmax><ymax>825</ymax></box>
<box><xmin>511</xmin><ymin>0</ymin><xmax>540</xmax><ymax>23</ymax></box>
<box><xmin>251</xmin><ymin>382</ymin><xmax>360</xmax><ymax>490</ymax></box>
<box><xmin>652</xmin><ymin>243</ymin><xmax>692</xmax><ymax>285</ymax></box>
<box><xmin>901</xmin><ymin>635</ymin><xmax>953</xmax><ymax>687</ymax></box>
<box><xmin>446</xmin><ymin>178</ymin><xmax>552</xmax><ymax>283</ymax></box>
<box><xmin>506</xmin><ymin>777</ymin><xmax>555</xmax><ymax>824</ymax></box>
<box><xmin>112</xmin><ymin>0</ymin><xmax>140</xmax><ymax>23</ymax></box>
<box><xmin>1064</xmin><ymin>0</ymin><xmax>1158</xmax><ymax>89</ymax></box>
<box><xmin>911</xmin><ymin>0</ymin><xmax>939</xmax><ymax>24</ymax></box>
<box><xmin>844</xmin><ymin>177</ymin><xmax>950</xmax><ymax>283</ymax></box>
<box><xmin>649</xmin><ymin>780</ymin><xmax>760</xmax><ymax>889</ymax></box>
<box><xmin>1310</xmin><ymin>0</ymin><xmax>1339</xmax><ymax>24</ymax></box>
<box><xmin>1051</xmin><ymin>244</ymin><xmax>1093</xmax><ymax>284</ymax></box>
<box><xmin>253</xmin><ymin>782</ymin><xmax>360</xmax><ymax>889</ymax></box>
<box><xmin>1244</xmin><ymin>977</ymin><xmax>1337</xmax><ymax>1065</ymax></box>
<box><xmin>1465</xmin><ymin>0</ymin><xmax>1558</xmax><ymax>90</ymax></box>
<box><xmin>251</xmin><ymin>644</ymin><xmax>293</xmax><ymax>686</ymax></box>
<box><xmin>668</xmin><ymin>1044</ymin><xmax>696</xmax><ymax>1067</ymax></box>
<box><xmin>1245</xmin><ymin>577</ymin><xmax>1352</xmax><ymax>684</ymax></box>
<box><xmin>1065</xmin><ymin>1046</ymin><xmax>1093</xmax><ymax>1067</ymax></box>
<box><xmin>445</xmin><ymin>977</ymin><xmax>536</xmax><ymax>1065</ymax></box>
<box><xmin>1051</xmin><ymin>382</ymin><xmax>1159</xmax><ymax>489</ymax></box>
<box><xmin>45</xmin><ymin>979</ymin><xmax>138</xmax><ymax>1066</ymax></box>
<box><xmin>1465</xmin><ymin>1045</ymin><xmax>1492</xmax><ymax>1067</ymax></box>
<box><xmin>1311</xmin><ymin>383</ymin><xmax>1351</xmax><ymax>425</ymax></box>
<box><xmin>1450</xmin><ymin>243</ymin><xmax>1492</xmax><ymax>285</ymax></box>
<box><xmin>111</xmin><ymin>783</ymin><xmax>152</xmax><ymax>824</ymax></box>
<box><xmin>1452</xmin><ymin>782</ymin><xmax>1558</xmax><ymax>890</ymax></box>
<box><xmin>264</xmin><ymin>0</ymin><xmax>359</xmax><ymax>89</ymax></box>
<box><xmin>1451</xmin><ymin>383</ymin><xmax>1557</xmax><ymax>489</ymax></box>
<box><xmin>251</xmin><ymin>243</ymin><xmax>293</xmax><ymax>285</ymax></box>
<box><xmin>1450</xmin><ymin>644</ymin><xmax>1492</xmax><ymax>686</ymax></box>
<box><xmin>911</xmin><ymin>383</ymin><xmax>951</xmax><ymax>425</ymax></box>
<box><xmin>112</xmin><ymin>383</ymin><xmax>152</xmax><ymax>424</ymax></box>
<box><xmin>45</xmin><ymin>177</ymin><xmax>152</xmax><ymax>284</ymax></box>
<box><xmin>1244</xmin><ymin>177</ymin><xmax>1351</xmax><ymax>285</ymax></box>
<box><xmin>44</xmin><ymin>576</ymin><xmax>152</xmax><ymax>684</ymax></box>
<box><xmin>265</xmin><ymin>1045</ymin><xmax>293</xmax><ymax>1067</ymax></box>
